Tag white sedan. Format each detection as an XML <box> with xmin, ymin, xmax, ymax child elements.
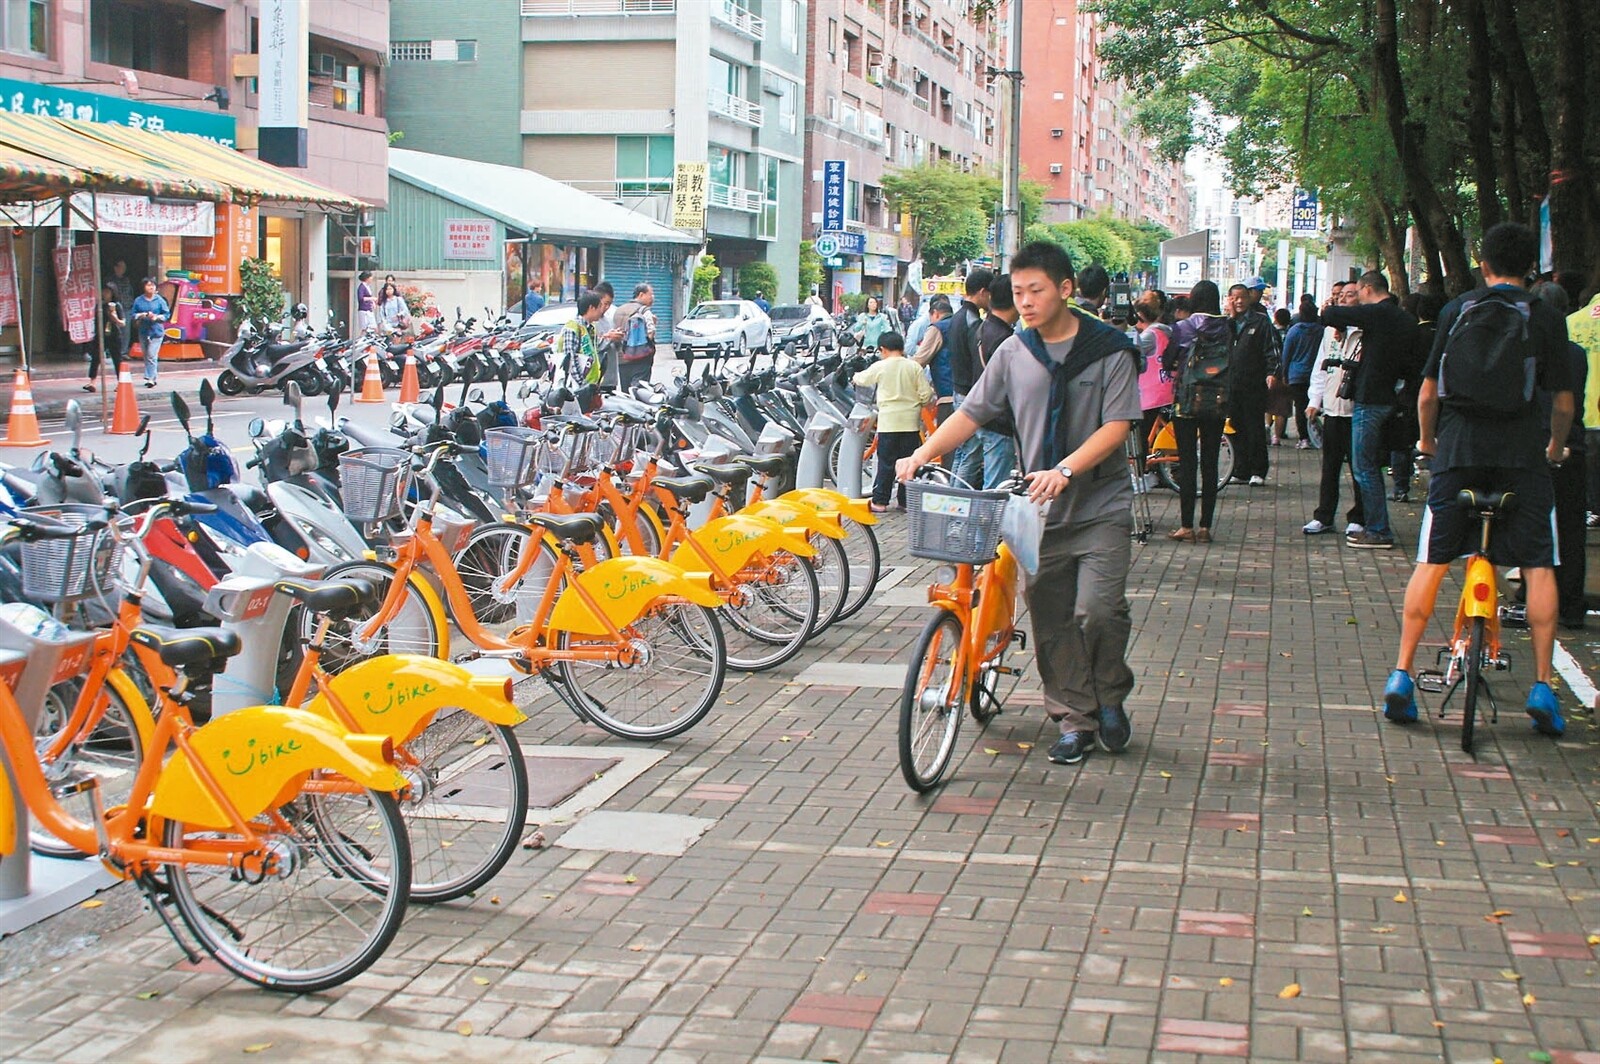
<box><xmin>673</xmin><ymin>300</ymin><xmax>770</xmax><ymax>361</ymax></box>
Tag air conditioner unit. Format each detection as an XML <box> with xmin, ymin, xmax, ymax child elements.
<box><xmin>868</xmin><ymin>65</ymin><xmax>884</xmax><ymax>84</ymax></box>
<box><xmin>1050</xmin><ymin>128</ymin><xmax>1064</xmax><ymax>138</ymax></box>
<box><xmin>1049</xmin><ymin>164</ymin><xmax>1063</xmax><ymax>174</ymax></box>
<box><xmin>311</xmin><ymin>53</ymin><xmax>337</xmax><ymax>77</ymax></box>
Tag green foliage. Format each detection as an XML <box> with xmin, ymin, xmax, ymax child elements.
<box><xmin>691</xmin><ymin>254</ymin><xmax>720</xmax><ymax>307</ymax></box>
<box><xmin>839</xmin><ymin>292</ymin><xmax>871</xmax><ymax>315</ymax></box>
<box><xmin>881</xmin><ymin>163</ymin><xmax>988</xmax><ymax>262</ymax></box>
<box><xmin>797</xmin><ymin>241</ymin><xmax>824</xmax><ymax>296</ymax></box>
<box><xmin>1026</xmin><ymin>221</ymin><xmax>1136</xmax><ymax>275</ymax></box>
<box><xmin>736</xmin><ymin>261</ymin><xmax>779</xmax><ymax>302</ymax></box>
<box><xmin>922</xmin><ymin>212</ymin><xmax>988</xmax><ymax>275</ymax></box>
<box><xmin>238</xmin><ymin>258</ymin><xmax>286</xmax><ymax>331</ymax></box>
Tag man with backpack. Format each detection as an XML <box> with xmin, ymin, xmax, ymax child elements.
<box><xmin>947</xmin><ymin>267</ymin><xmax>995</xmax><ymax>486</ymax></box>
<box><xmin>1383</xmin><ymin>222</ymin><xmax>1576</xmax><ymax>738</ymax></box>
<box><xmin>613</xmin><ymin>283</ymin><xmax>657</xmax><ymax>391</ymax></box>
<box><xmin>1318</xmin><ymin>270</ymin><xmax>1422</xmax><ymax>548</ymax></box>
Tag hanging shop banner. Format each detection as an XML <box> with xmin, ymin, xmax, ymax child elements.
<box><xmin>69</xmin><ymin>194</ymin><xmax>214</xmax><ymax>237</ymax></box>
<box><xmin>672</xmin><ymin>162</ymin><xmax>708</xmax><ymax>230</ymax></box>
<box><xmin>0</xmin><ymin>76</ymin><xmax>236</xmax><ymax>146</ymax></box>
<box><xmin>822</xmin><ymin>160</ymin><xmax>847</xmax><ymax>232</ymax></box>
<box><xmin>443</xmin><ymin>218</ymin><xmax>496</xmax><ymax>260</ymax></box>
<box><xmin>182</xmin><ymin>203</ymin><xmax>256</xmax><ymax>295</ymax></box>
<box><xmin>53</xmin><ymin>244</ymin><xmax>97</xmax><ymax>344</ymax></box>
<box><xmin>258</xmin><ymin>0</ymin><xmax>310</xmax><ymax>167</ymax></box>
<box><xmin>0</xmin><ymin>237</ymin><xmax>18</xmax><ymax>327</ymax></box>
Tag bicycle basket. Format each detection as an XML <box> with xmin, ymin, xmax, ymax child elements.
<box><xmin>593</xmin><ymin>423</ymin><xmax>641</xmax><ymax>467</ymax></box>
<box><xmin>905</xmin><ymin>481</ymin><xmax>1008</xmax><ymax>564</ymax></box>
<box><xmin>485</xmin><ymin>427</ymin><xmax>545</xmax><ymax>490</ymax></box>
<box><xmin>18</xmin><ymin>503</ymin><xmax>123</xmax><ymax>602</ymax></box>
<box><xmin>534</xmin><ymin>428</ymin><xmax>592</xmax><ymax>478</ymax></box>
<box><xmin>339</xmin><ymin>448</ymin><xmax>412</xmax><ymax>524</ymax></box>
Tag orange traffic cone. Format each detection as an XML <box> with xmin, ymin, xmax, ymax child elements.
<box><xmin>0</xmin><ymin>369</ymin><xmax>46</xmax><ymax>447</ymax></box>
<box><xmin>355</xmin><ymin>351</ymin><xmax>385</xmax><ymax>403</ymax></box>
<box><xmin>109</xmin><ymin>365</ymin><xmax>139</xmax><ymax>434</ymax></box>
<box><xmin>398</xmin><ymin>352</ymin><xmax>420</xmax><ymax>404</ymax></box>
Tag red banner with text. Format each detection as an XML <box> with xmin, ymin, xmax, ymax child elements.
<box><xmin>53</xmin><ymin>243</ymin><xmax>96</xmax><ymax>344</ymax></box>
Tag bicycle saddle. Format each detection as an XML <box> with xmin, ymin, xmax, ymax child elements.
<box><xmin>526</xmin><ymin>511</ymin><xmax>603</xmax><ymax>545</ymax></box>
<box><xmin>1456</xmin><ymin>488</ymin><xmax>1517</xmax><ymax>514</ymax></box>
<box><xmin>693</xmin><ymin>463</ymin><xmax>752</xmax><ymax>488</ymax></box>
<box><xmin>274</xmin><ymin>576</ymin><xmax>379</xmax><ymax>617</ymax></box>
<box><xmin>731</xmin><ymin>453</ymin><xmax>790</xmax><ymax>476</ymax></box>
<box><xmin>653</xmin><ymin>475</ymin><xmax>714</xmax><ymax>504</ymax></box>
<box><xmin>129</xmin><ymin>625</ymin><xmax>242</xmax><ymax>669</ymax></box>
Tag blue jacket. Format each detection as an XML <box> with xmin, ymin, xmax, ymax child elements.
<box><xmin>928</xmin><ymin>317</ymin><xmax>954</xmax><ymax>397</ymax></box>
<box><xmin>1281</xmin><ymin>319</ymin><xmax>1325</xmax><ymax>385</ymax></box>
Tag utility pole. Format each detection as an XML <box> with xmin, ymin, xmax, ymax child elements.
<box><xmin>991</xmin><ymin>1</ymin><xmax>1024</xmax><ymax>271</ymax></box>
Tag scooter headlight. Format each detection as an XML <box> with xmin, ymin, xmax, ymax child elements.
<box><xmin>292</xmin><ymin>515</ymin><xmax>351</xmax><ymax>560</ymax></box>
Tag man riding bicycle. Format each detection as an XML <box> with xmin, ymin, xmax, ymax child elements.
<box><xmin>1385</xmin><ymin>222</ymin><xmax>1576</xmax><ymax>738</ymax></box>
<box><xmin>897</xmin><ymin>241</ymin><xmax>1143</xmax><ymax>766</ymax></box>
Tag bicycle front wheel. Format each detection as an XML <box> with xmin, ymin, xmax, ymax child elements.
<box><xmin>807</xmin><ymin>534</ymin><xmax>850</xmax><ymax>635</ymax></box>
<box><xmin>455</xmin><ymin>522</ymin><xmax>557</xmax><ymax>634</ymax></box>
<box><xmin>837</xmin><ymin>518</ymin><xmax>881</xmax><ymax>620</ymax></box>
<box><xmin>720</xmin><ymin>549</ymin><xmax>819</xmax><ymax>671</ymax></box>
<box><xmin>899</xmin><ymin>610</ymin><xmax>966</xmax><ymax>792</ymax></box>
<box><xmin>1461</xmin><ymin>617</ymin><xmax>1485</xmax><ymax>753</ymax></box>
<box><xmin>311</xmin><ymin>561</ymin><xmax>446</xmax><ymax>674</ymax></box>
<box><xmin>161</xmin><ymin>789</ymin><xmax>411</xmax><ymax>993</ymax></box>
<box><xmin>557</xmin><ymin>601</ymin><xmax>725</xmax><ymax>740</ymax></box>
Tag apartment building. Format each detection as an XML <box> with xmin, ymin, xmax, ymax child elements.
<box><xmin>1019</xmin><ymin>0</ymin><xmax>1188</xmax><ymax>235</ymax></box>
<box><xmin>389</xmin><ymin>0</ymin><xmax>805</xmax><ymax>302</ymax></box>
<box><xmin>0</xmin><ymin>0</ymin><xmax>388</xmax><ymax>343</ymax></box>
<box><xmin>803</xmin><ymin>0</ymin><xmax>1000</xmax><ymax>300</ymax></box>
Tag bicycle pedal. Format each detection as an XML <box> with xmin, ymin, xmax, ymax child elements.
<box><xmin>1415</xmin><ymin>670</ymin><xmax>1447</xmax><ymax>694</ymax></box>
<box><xmin>1500</xmin><ymin>604</ymin><xmax>1529</xmax><ymax>629</ymax></box>
<box><xmin>1010</xmin><ymin>630</ymin><xmax>1027</xmax><ymax>650</ymax></box>
<box><xmin>49</xmin><ymin>769</ymin><xmax>101</xmax><ymax>800</ymax></box>
<box><xmin>987</xmin><ymin>665</ymin><xmax>1022</xmax><ymax>676</ymax></box>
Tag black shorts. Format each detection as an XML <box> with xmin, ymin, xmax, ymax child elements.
<box><xmin>1417</xmin><ymin>466</ymin><xmax>1557</xmax><ymax>568</ymax></box>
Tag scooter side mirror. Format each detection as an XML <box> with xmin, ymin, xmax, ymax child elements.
<box><xmin>64</xmin><ymin>400</ymin><xmax>81</xmax><ymax>452</ymax></box>
<box><xmin>498</xmin><ymin>360</ymin><xmax>511</xmax><ymax>386</ymax></box>
<box><xmin>328</xmin><ymin>384</ymin><xmax>341</xmax><ymax>415</ymax></box>
<box><xmin>284</xmin><ymin>379</ymin><xmax>304</xmax><ymax>425</ymax></box>
<box><xmin>199</xmin><ymin>377</ymin><xmax>216</xmax><ymax>411</ymax></box>
<box><xmin>248</xmin><ymin>417</ymin><xmax>266</xmax><ymax>438</ymax></box>
<box><xmin>468</xmin><ymin>388</ymin><xmax>485</xmax><ymax>404</ymax></box>
<box><xmin>171</xmin><ymin>392</ymin><xmax>192</xmax><ymax>435</ymax></box>
<box><xmin>136</xmin><ymin>413</ymin><xmax>150</xmax><ymax>436</ymax></box>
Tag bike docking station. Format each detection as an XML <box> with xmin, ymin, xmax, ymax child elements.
<box><xmin>0</xmin><ymin>604</ymin><xmax>117</xmax><ymax>936</ymax></box>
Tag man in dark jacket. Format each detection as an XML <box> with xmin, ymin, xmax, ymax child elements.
<box><xmin>949</xmin><ymin>268</ymin><xmax>994</xmax><ymax>485</ymax></box>
<box><xmin>1319</xmin><ymin>270</ymin><xmax>1422</xmax><ymax>548</ymax></box>
<box><xmin>1227</xmin><ymin>283</ymin><xmax>1280</xmax><ymax>485</ymax></box>
<box><xmin>1281</xmin><ymin>300</ymin><xmax>1324</xmax><ymax>448</ymax></box>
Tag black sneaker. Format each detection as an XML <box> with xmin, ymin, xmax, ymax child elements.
<box><xmin>1047</xmin><ymin>731</ymin><xmax>1093</xmax><ymax>764</ymax></box>
<box><xmin>1095</xmin><ymin>705</ymin><xmax>1131</xmax><ymax>753</ymax></box>
<box><xmin>1347</xmin><ymin>530</ymin><xmax>1395</xmax><ymax>549</ymax></box>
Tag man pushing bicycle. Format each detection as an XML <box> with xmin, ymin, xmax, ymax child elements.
<box><xmin>897</xmin><ymin>241</ymin><xmax>1143</xmax><ymax>766</ymax></box>
<box><xmin>1384</xmin><ymin>222</ymin><xmax>1576</xmax><ymax>738</ymax></box>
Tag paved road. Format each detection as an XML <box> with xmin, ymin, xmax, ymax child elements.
<box><xmin>0</xmin><ymin>435</ymin><xmax>1598</xmax><ymax>1062</ymax></box>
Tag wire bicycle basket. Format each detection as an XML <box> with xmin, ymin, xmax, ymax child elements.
<box><xmin>534</xmin><ymin>426</ymin><xmax>593</xmax><ymax>479</ymax></box>
<box><xmin>905</xmin><ymin>480</ymin><xmax>1008</xmax><ymax>565</ymax></box>
<box><xmin>339</xmin><ymin>448</ymin><xmax>412</xmax><ymax>524</ymax></box>
<box><xmin>18</xmin><ymin>504</ymin><xmax>123</xmax><ymax>603</ymax></box>
<box><xmin>485</xmin><ymin>427</ymin><xmax>545</xmax><ymax>490</ymax></box>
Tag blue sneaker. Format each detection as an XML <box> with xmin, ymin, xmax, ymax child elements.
<box><xmin>1383</xmin><ymin>669</ymin><xmax>1418</xmax><ymax>724</ymax></box>
<box><xmin>1526</xmin><ymin>682</ymin><xmax>1565</xmax><ymax>737</ymax></box>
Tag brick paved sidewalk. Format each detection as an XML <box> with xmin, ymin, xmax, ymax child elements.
<box><xmin>2</xmin><ymin>443</ymin><xmax>1598</xmax><ymax>1063</ymax></box>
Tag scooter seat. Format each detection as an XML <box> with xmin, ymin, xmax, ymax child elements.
<box><xmin>693</xmin><ymin>463</ymin><xmax>752</xmax><ymax>488</ymax></box>
<box><xmin>262</xmin><ymin>341</ymin><xmax>306</xmax><ymax>360</ymax></box>
<box><xmin>386</xmin><ymin>342</ymin><xmax>412</xmax><ymax>356</ymax></box>
<box><xmin>129</xmin><ymin>625</ymin><xmax>241</xmax><ymax>669</ymax></box>
<box><xmin>543</xmin><ymin>414</ymin><xmax>599</xmax><ymax>433</ymax></box>
<box><xmin>526</xmin><ymin>511</ymin><xmax>603</xmax><ymax>546</ymax></box>
<box><xmin>653</xmin><ymin>475</ymin><xmax>714</xmax><ymax>504</ymax></box>
<box><xmin>274</xmin><ymin>576</ymin><xmax>379</xmax><ymax>617</ymax></box>
<box><xmin>731</xmin><ymin>454</ymin><xmax>790</xmax><ymax>476</ymax></box>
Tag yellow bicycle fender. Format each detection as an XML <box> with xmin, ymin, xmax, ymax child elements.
<box><xmin>150</xmin><ymin>707</ymin><xmax>408</xmax><ymax>830</ymax></box>
<box><xmin>302</xmin><ymin>655</ymin><xmax>525</xmax><ymax>746</ymax></box>
<box><xmin>549</xmin><ymin>556</ymin><xmax>723</xmax><ymax>637</ymax></box>
<box><xmin>671</xmin><ymin>513</ymin><xmax>816</xmax><ymax>577</ymax></box>
<box><xmin>1461</xmin><ymin>555</ymin><xmax>1498</xmax><ymax>619</ymax></box>
<box><xmin>1152</xmin><ymin>422</ymin><xmax>1176</xmax><ymax>450</ymax></box>
<box><xmin>740</xmin><ymin>500</ymin><xmax>848</xmax><ymax>540</ymax></box>
<box><xmin>779</xmin><ymin>488</ymin><xmax>878</xmax><ymax>525</ymax></box>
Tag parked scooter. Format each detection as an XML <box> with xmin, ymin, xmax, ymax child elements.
<box><xmin>214</xmin><ymin>305</ymin><xmax>328</xmax><ymax>397</ymax></box>
<box><xmin>247</xmin><ymin>382</ymin><xmax>369</xmax><ymax>565</ymax></box>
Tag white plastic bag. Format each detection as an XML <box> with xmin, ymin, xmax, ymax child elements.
<box><xmin>999</xmin><ymin>494</ymin><xmax>1045</xmax><ymax>577</ymax></box>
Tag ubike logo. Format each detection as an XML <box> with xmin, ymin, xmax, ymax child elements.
<box><xmin>710</xmin><ymin>525</ymin><xmax>764</xmax><ymax>555</ymax></box>
<box><xmin>602</xmin><ymin>571</ymin><xmax>656</xmax><ymax>601</ymax></box>
<box><xmin>220</xmin><ymin>736</ymin><xmax>305</xmax><ymax>777</ymax></box>
<box><xmin>361</xmin><ymin>680</ymin><xmax>438</xmax><ymax>716</ymax></box>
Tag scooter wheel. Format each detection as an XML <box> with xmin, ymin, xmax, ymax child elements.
<box><xmin>296</xmin><ymin>369</ymin><xmax>326</xmax><ymax>396</ymax></box>
<box><xmin>215</xmin><ymin>370</ymin><xmax>245</xmax><ymax>397</ymax></box>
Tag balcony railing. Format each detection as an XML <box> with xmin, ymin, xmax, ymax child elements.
<box><xmin>708</xmin><ymin>182</ymin><xmax>762</xmax><ymax>213</ymax></box>
<box><xmin>711</xmin><ymin>0</ymin><xmax>765</xmax><ymax>40</ymax></box>
<box><xmin>564</xmin><ymin>178</ymin><xmax>672</xmax><ymax>199</ymax></box>
<box><xmin>708</xmin><ymin>90</ymin><xmax>763</xmax><ymax>127</ymax></box>
<box><xmin>522</xmin><ymin>0</ymin><xmax>675</xmax><ymax>13</ymax></box>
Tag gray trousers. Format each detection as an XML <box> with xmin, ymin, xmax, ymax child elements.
<box><xmin>1024</xmin><ymin>513</ymin><xmax>1136</xmax><ymax>732</ymax></box>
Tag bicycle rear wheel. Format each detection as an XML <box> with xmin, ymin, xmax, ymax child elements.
<box><xmin>557</xmin><ymin>601</ymin><xmax>725</xmax><ymax>740</ymax></box>
<box><xmin>720</xmin><ymin>549</ymin><xmax>819</xmax><ymax>671</ymax></box>
<box><xmin>807</xmin><ymin>534</ymin><xmax>850</xmax><ymax>635</ymax></box>
<box><xmin>30</xmin><ymin>671</ymin><xmax>149</xmax><ymax>859</ymax></box>
<box><xmin>899</xmin><ymin>610</ymin><xmax>966</xmax><ymax>792</ymax></box>
<box><xmin>455</xmin><ymin>522</ymin><xmax>557</xmax><ymax>633</ymax></box>
<box><xmin>837</xmin><ymin>518</ymin><xmax>881</xmax><ymax>620</ymax></box>
<box><xmin>1461</xmin><ymin>617</ymin><xmax>1485</xmax><ymax>753</ymax></box>
<box><xmin>161</xmin><ymin>789</ymin><xmax>411</xmax><ymax>993</ymax></box>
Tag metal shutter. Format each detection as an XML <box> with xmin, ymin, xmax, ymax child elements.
<box><xmin>600</xmin><ymin>244</ymin><xmax>678</xmax><ymax>331</ymax></box>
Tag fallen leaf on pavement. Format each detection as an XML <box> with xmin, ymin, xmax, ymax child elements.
<box><xmin>457</xmin><ymin>1022</ymin><xmax>473</xmax><ymax>1036</ymax></box>
<box><xmin>1159</xmin><ymin>771</ymin><xmax>1172</xmax><ymax>779</ymax></box>
<box><xmin>1587</xmin><ymin>934</ymin><xmax>1600</xmax><ymax>946</ymax></box>
<box><xmin>1301</xmin><ymin>907</ymin><xmax>1313</xmax><ymax>917</ymax></box>
<box><xmin>1522</xmin><ymin>992</ymin><xmax>1536</xmax><ymax>1006</ymax></box>
<box><xmin>854</xmin><ymin>971</ymin><xmax>868</xmax><ymax>983</ymax></box>
<box><xmin>472</xmin><ymin>976</ymin><xmax>490</xmax><ymax>985</ymax></box>
<box><xmin>1393</xmin><ymin>891</ymin><xmax>1408</xmax><ymax>903</ymax></box>
<box><xmin>984</xmin><ymin>747</ymin><xmax>1000</xmax><ymax>755</ymax></box>
<box><xmin>1500</xmin><ymin>969</ymin><xmax>1522</xmax><ymax>981</ymax></box>
<box><xmin>1535</xmin><ymin>861</ymin><xmax>1557</xmax><ymax>868</ymax></box>
<box><xmin>135</xmin><ymin>991</ymin><xmax>160</xmax><ymax>1000</ymax></box>
<box><xmin>80</xmin><ymin>900</ymin><xmax>103</xmax><ymax>909</ymax></box>
<box><xmin>242</xmin><ymin>1045</ymin><xmax>272</xmax><ymax>1055</ymax></box>
<box><xmin>1278</xmin><ymin>983</ymin><xmax>1301</xmax><ymax>998</ymax></box>
<box><xmin>1219</xmin><ymin>977</ymin><xmax>1233</xmax><ymax>986</ymax></box>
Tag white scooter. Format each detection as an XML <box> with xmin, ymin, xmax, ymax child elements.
<box><xmin>247</xmin><ymin>383</ymin><xmax>369</xmax><ymax>565</ymax></box>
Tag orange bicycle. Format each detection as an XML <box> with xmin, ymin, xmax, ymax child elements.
<box><xmin>0</xmin><ymin>513</ymin><xmax>413</xmax><ymax>992</ymax></box>
<box><xmin>324</xmin><ymin>442</ymin><xmax>728</xmax><ymax>740</ymax></box>
<box><xmin>1140</xmin><ymin>407</ymin><xmax>1237</xmax><ymax>492</ymax></box>
<box><xmin>897</xmin><ymin>470</ymin><xmax>1026</xmax><ymax>791</ymax></box>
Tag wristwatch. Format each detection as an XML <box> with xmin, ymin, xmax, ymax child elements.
<box><xmin>1056</xmin><ymin>462</ymin><xmax>1073</xmax><ymax>480</ymax></box>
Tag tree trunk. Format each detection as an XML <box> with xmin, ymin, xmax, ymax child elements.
<box><xmin>1462</xmin><ymin>0</ymin><xmax>1502</xmax><ymax>230</ymax></box>
<box><xmin>1378</xmin><ymin>205</ymin><xmax>1411</xmax><ymax>300</ymax></box>
<box><xmin>1547</xmin><ymin>0</ymin><xmax>1597</xmax><ymax>284</ymax></box>
<box><xmin>1406</xmin><ymin>194</ymin><xmax>1446</xmax><ymax>292</ymax></box>
<box><xmin>1490</xmin><ymin>45</ymin><xmax>1526</xmax><ymax>224</ymax></box>
<box><xmin>1488</xmin><ymin>0</ymin><xmax>1552</xmax><ymax>202</ymax></box>
<box><xmin>1372</xmin><ymin>0</ymin><xmax>1475</xmax><ymax>294</ymax></box>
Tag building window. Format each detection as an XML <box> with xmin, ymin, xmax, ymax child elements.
<box><xmin>91</xmin><ymin>0</ymin><xmax>219</xmax><ymax>79</ymax></box>
<box><xmin>616</xmin><ymin>135</ymin><xmax>674</xmax><ymax>194</ymax></box>
<box><xmin>708</xmin><ymin>146</ymin><xmax>741</xmax><ymax>190</ymax></box>
<box><xmin>456</xmin><ymin>39</ymin><xmax>476</xmax><ymax>62</ymax></box>
<box><xmin>759</xmin><ymin>156</ymin><xmax>779</xmax><ymax>241</ymax></box>
<box><xmin>0</xmin><ymin>0</ymin><xmax>47</xmax><ymax>56</ymax></box>
<box><xmin>331</xmin><ymin>60</ymin><xmax>363</xmax><ymax>112</ymax></box>
<box><xmin>709</xmin><ymin>54</ymin><xmax>742</xmax><ymax>98</ymax></box>
<box><xmin>775</xmin><ymin>76</ymin><xmax>797</xmax><ymax>135</ymax></box>
<box><xmin>846</xmin><ymin>179</ymin><xmax>859</xmax><ymax>222</ymax></box>
<box><xmin>826</xmin><ymin>18</ymin><xmax>836</xmax><ymax>58</ymax></box>
<box><xmin>390</xmin><ymin>40</ymin><xmax>432</xmax><ymax>61</ymax></box>
<box><xmin>781</xmin><ymin>0</ymin><xmax>798</xmax><ymax>52</ymax></box>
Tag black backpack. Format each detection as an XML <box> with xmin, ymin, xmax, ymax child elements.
<box><xmin>1437</xmin><ymin>292</ymin><xmax>1536</xmax><ymax>417</ymax></box>
<box><xmin>1175</xmin><ymin>324</ymin><xmax>1233</xmax><ymax>419</ymax></box>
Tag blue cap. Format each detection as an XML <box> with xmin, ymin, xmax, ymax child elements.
<box><xmin>1245</xmin><ymin>276</ymin><xmax>1268</xmax><ymax>290</ymax></box>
